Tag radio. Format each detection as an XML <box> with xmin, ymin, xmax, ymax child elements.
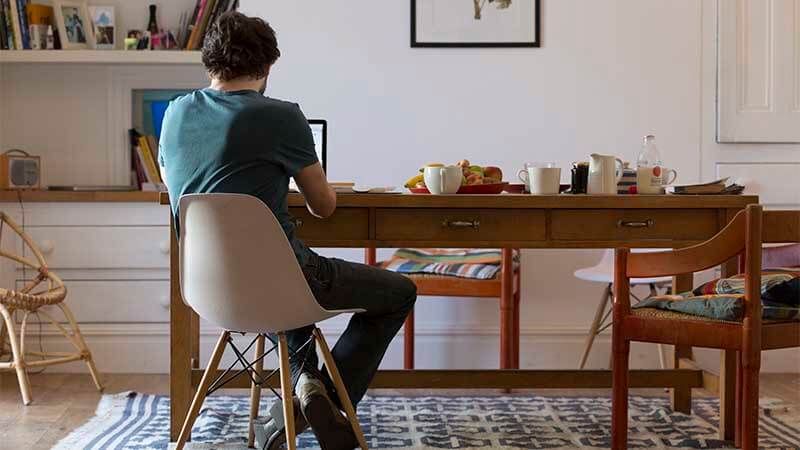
<box><xmin>0</xmin><ymin>150</ymin><xmax>41</xmax><ymax>190</ymax></box>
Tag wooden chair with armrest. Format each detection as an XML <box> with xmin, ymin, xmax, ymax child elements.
<box><xmin>612</xmin><ymin>205</ymin><xmax>800</xmax><ymax>450</ymax></box>
<box><xmin>366</xmin><ymin>248</ymin><xmax>521</xmax><ymax>369</ymax></box>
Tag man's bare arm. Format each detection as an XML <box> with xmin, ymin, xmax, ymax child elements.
<box><xmin>293</xmin><ymin>162</ymin><xmax>336</xmax><ymax>218</ymax></box>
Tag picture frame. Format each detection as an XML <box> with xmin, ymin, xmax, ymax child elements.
<box><xmin>53</xmin><ymin>0</ymin><xmax>96</xmax><ymax>50</ymax></box>
<box><xmin>411</xmin><ymin>0</ymin><xmax>540</xmax><ymax>48</ymax></box>
<box><xmin>89</xmin><ymin>6</ymin><xmax>115</xmax><ymax>50</ymax></box>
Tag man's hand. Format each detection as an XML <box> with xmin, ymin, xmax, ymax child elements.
<box><xmin>294</xmin><ymin>162</ymin><xmax>336</xmax><ymax>218</ymax></box>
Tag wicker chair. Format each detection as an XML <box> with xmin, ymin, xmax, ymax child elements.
<box><xmin>0</xmin><ymin>212</ymin><xmax>102</xmax><ymax>405</ymax></box>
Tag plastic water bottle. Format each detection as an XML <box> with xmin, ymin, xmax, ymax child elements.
<box><xmin>636</xmin><ymin>134</ymin><xmax>663</xmax><ymax>194</ymax></box>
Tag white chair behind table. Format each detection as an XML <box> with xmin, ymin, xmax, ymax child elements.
<box><xmin>175</xmin><ymin>193</ymin><xmax>368</xmax><ymax>450</ymax></box>
<box><xmin>575</xmin><ymin>248</ymin><xmax>672</xmax><ymax>370</ymax></box>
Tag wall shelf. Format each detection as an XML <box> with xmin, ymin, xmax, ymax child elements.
<box><xmin>0</xmin><ymin>190</ymin><xmax>162</xmax><ymax>202</ymax></box>
<box><xmin>0</xmin><ymin>50</ymin><xmax>202</xmax><ymax>65</ymax></box>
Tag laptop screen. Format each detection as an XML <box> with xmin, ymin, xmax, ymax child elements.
<box><xmin>308</xmin><ymin>119</ymin><xmax>327</xmax><ymax>172</ymax></box>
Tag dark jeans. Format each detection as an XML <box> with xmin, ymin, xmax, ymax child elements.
<box><xmin>285</xmin><ymin>251</ymin><xmax>417</xmax><ymax>408</ymax></box>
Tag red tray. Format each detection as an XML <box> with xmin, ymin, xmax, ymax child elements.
<box><xmin>408</xmin><ymin>182</ymin><xmax>509</xmax><ymax>194</ymax></box>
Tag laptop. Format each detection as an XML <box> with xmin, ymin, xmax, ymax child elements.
<box><xmin>308</xmin><ymin>119</ymin><xmax>327</xmax><ymax>172</ymax></box>
<box><xmin>289</xmin><ymin>119</ymin><xmax>327</xmax><ymax>192</ymax></box>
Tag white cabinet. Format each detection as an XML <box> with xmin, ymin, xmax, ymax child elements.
<box><xmin>0</xmin><ymin>202</ymin><xmax>170</xmax><ymax>324</ymax></box>
<box><xmin>718</xmin><ymin>0</ymin><xmax>800</xmax><ymax>142</ymax></box>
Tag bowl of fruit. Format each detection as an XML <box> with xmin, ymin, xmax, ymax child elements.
<box><xmin>404</xmin><ymin>160</ymin><xmax>508</xmax><ymax>194</ymax></box>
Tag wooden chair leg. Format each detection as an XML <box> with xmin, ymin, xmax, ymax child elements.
<box><xmin>611</xmin><ymin>337</ymin><xmax>630</xmax><ymax>450</ymax></box>
<box><xmin>248</xmin><ymin>334</ymin><xmax>266</xmax><ymax>448</ymax></box>
<box><xmin>403</xmin><ymin>309</ymin><xmax>414</xmax><ymax>370</ymax></box>
<box><xmin>58</xmin><ymin>303</ymin><xmax>103</xmax><ymax>391</ymax></box>
<box><xmin>277</xmin><ymin>333</ymin><xmax>297</xmax><ymax>450</ymax></box>
<box><xmin>740</xmin><ymin>346</ymin><xmax>761</xmax><ymax>450</ymax></box>
<box><xmin>176</xmin><ymin>331</ymin><xmax>229</xmax><ymax>450</ymax></box>
<box><xmin>313</xmin><ymin>328</ymin><xmax>369</xmax><ymax>450</ymax></box>
<box><xmin>719</xmin><ymin>349</ymin><xmax>738</xmax><ymax>442</ymax></box>
<box><xmin>579</xmin><ymin>283</ymin><xmax>611</xmax><ymax>369</ymax></box>
<box><xmin>0</xmin><ymin>305</ymin><xmax>31</xmax><ymax>405</ymax></box>
<box><xmin>500</xmin><ymin>248</ymin><xmax>514</xmax><ymax>370</ymax></box>
<box><xmin>735</xmin><ymin>351</ymin><xmax>743</xmax><ymax>448</ymax></box>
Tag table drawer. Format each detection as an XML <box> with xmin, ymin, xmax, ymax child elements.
<box><xmin>375</xmin><ymin>209</ymin><xmax>546</xmax><ymax>243</ymax></box>
<box><xmin>551</xmin><ymin>209</ymin><xmax>719</xmax><ymax>242</ymax></box>
<box><xmin>289</xmin><ymin>207</ymin><xmax>369</xmax><ymax>241</ymax></box>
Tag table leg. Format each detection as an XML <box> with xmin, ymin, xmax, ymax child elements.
<box><xmin>513</xmin><ymin>265</ymin><xmax>521</xmax><ymax>369</ymax></box>
<box><xmin>670</xmin><ymin>273</ymin><xmax>694</xmax><ymax>414</ymax></box>
<box><xmin>170</xmin><ymin>217</ymin><xmax>194</xmax><ymax>442</ymax></box>
<box><xmin>500</xmin><ymin>249</ymin><xmax>514</xmax><ymax>369</ymax></box>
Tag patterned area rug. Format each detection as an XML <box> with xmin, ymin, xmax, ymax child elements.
<box><xmin>53</xmin><ymin>392</ymin><xmax>800</xmax><ymax>450</ymax></box>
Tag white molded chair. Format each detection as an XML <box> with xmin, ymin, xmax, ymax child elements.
<box><xmin>575</xmin><ymin>248</ymin><xmax>672</xmax><ymax>369</ymax></box>
<box><xmin>176</xmin><ymin>193</ymin><xmax>368</xmax><ymax>450</ymax></box>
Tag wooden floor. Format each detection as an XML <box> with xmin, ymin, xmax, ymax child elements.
<box><xmin>0</xmin><ymin>372</ymin><xmax>797</xmax><ymax>450</ymax></box>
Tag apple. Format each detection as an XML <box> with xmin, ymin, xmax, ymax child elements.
<box><xmin>466</xmin><ymin>173</ymin><xmax>483</xmax><ymax>185</ymax></box>
<box><xmin>483</xmin><ymin>166</ymin><xmax>503</xmax><ymax>182</ymax></box>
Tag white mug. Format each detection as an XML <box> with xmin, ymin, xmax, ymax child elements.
<box><xmin>636</xmin><ymin>165</ymin><xmax>676</xmax><ymax>194</ymax></box>
<box><xmin>424</xmin><ymin>165</ymin><xmax>462</xmax><ymax>194</ymax></box>
<box><xmin>661</xmin><ymin>167</ymin><xmax>678</xmax><ymax>185</ymax></box>
<box><xmin>518</xmin><ymin>163</ymin><xmax>561</xmax><ymax>194</ymax></box>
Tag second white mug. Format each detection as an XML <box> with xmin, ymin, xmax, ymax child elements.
<box><xmin>518</xmin><ymin>164</ymin><xmax>561</xmax><ymax>194</ymax></box>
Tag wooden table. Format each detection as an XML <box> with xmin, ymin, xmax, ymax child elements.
<box><xmin>161</xmin><ymin>192</ymin><xmax>758</xmax><ymax>442</ymax></box>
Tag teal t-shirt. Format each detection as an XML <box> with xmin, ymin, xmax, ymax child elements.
<box><xmin>158</xmin><ymin>88</ymin><xmax>319</xmax><ymax>264</ymax></box>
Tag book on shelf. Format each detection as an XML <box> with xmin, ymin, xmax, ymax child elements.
<box><xmin>128</xmin><ymin>129</ymin><xmax>163</xmax><ymax>190</ymax></box>
<box><xmin>14</xmin><ymin>0</ymin><xmax>28</xmax><ymax>49</ymax></box>
<box><xmin>183</xmin><ymin>0</ymin><xmax>238</xmax><ymax>50</ymax></box>
<box><xmin>0</xmin><ymin>0</ymin><xmax>7</xmax><ymax>50</ymax></box>
<box><xmin>4</xmin><ymin>0</ymin><xmax>21</xmax><ymax>50</ymax></box>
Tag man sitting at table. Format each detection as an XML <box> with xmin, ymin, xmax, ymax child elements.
<box><xmin>157</xmin><ymin>12</ymin><xmax>417</xmax><ymax>450</ymax></box>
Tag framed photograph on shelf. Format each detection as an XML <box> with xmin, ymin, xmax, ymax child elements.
<box><xmin>89</xmin><ymin>6</ymin><xmax>115</xmax><ymax>49</ymax></box>
<box><xmin>53</xmin><ymin>0</ymin><xmax>95</xmax><ymax>49</ymax></box>
<box><xmin>411</xmin><ymin>0</ymin><xmax>540</xmax><ymax>48</ymax></box>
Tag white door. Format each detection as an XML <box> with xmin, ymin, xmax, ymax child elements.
<box><xmin>718</xmin><ymin>0</ymin><xmax>800</xmax><ymax>143</ymax></box>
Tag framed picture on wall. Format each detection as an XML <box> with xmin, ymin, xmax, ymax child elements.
<box><xmin>53</xmin><ymin>0</ymin><xmax>96</xmax><ymax>50</ymax></box>
<box><xmin>411</xmin><ymin>0</ymin><xmax>540</xmax><ymax>47</ymax></box>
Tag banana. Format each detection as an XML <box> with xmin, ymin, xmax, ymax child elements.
<box><xmin>404</xmin><ymin>174</ymin><xmax>424</xmax><ymax>188</ymax></box>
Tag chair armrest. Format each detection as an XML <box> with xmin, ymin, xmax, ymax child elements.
<box><xmin>626</xmin><ymin>207</ymin><xmax>749</xmax><ymax>279</ymax></box>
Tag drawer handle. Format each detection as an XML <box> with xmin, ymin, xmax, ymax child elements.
<box><xmin>159</xmin><ymin>241</ymin><xmax>170</xmax><ymax>255</ymax></box>
<box><xmin>618</xmin><ymin>219</ymin><xmax>654</xmax><ymax>228</ymax></box>
<box><xmin>291</xmin><ymin>218</ymin><xmax>304</xmax><ymax>229</ymax></box>
<box><xmin>442</xmin><ymin>219</ymin><xmax>480</xmax><ymax>230</ymax></box>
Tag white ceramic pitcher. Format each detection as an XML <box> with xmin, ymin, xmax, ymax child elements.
<box><xmin>587</xmin><ymin>153</ymin><xmax>623</xmax><ymax>195</ymax></box>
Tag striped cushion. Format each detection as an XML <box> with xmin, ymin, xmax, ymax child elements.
<box><xmin>381</xmin><ymin>249</ymin><xmax>519</xmax><ymax>280</ymax></box>
<box><xmin>634</xmin><ymin>269</ymin><xmax>800</xmax><ymax>322</ymax></box>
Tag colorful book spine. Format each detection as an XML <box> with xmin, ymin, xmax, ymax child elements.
<box><xmin>137</xmin><ymin>135</ymin><xmax>162</xmax><ymax>184</ymax></box>
<box><xmin>14</xmin><ymin>0</ymin><xmax>28</xmax><ymax>49</ymax></box>
<box><xmin>0</xmin><ymin>0</ymin><xmax>7</xmax><ymax>50</ymax></box>
<box><xmin>194</xmin><ymin>0</ymin><xmax>217</xmax><ymax>49</ymax></box>
<box><xmin>186</xmin><ymin>0</ymin><xmax>206</xmax><ymax>50</ymax></box>
<box><xmin>7</xmin><ymin>0</ymin><xmax>21</xmax><ymax>49</ymax></box>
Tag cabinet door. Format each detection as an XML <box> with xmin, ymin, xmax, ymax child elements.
<box><xmin>718</xmin><ymin>0</ymin><xmax>800</xmax><ymax>142</ymax></box>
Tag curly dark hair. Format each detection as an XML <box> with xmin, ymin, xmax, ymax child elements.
<box><xmin>201</xmin><ymin>12</ymin><xmax>280</xmax><ymax>82</ymax></box>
